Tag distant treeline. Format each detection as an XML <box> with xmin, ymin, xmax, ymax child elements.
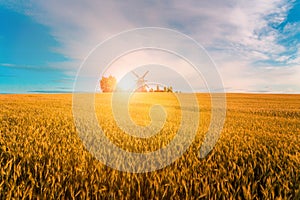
<box><xmin>100</xmin><ymin>75</ymin><xmax>174</xmax><ymax>93</ymax></box>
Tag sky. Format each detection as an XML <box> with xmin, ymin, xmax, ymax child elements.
<box><xmin>0</xmin><ymin>0</ymin><xmax>300</xmax><ymax>93</ymax></box>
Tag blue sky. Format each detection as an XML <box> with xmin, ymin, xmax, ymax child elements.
<box><xmin>0</xmin><ymin>6</ymin><xmax>72</xmax><ymax>93</ymax></box>
<box><xmin>0</xmin><ymin>0</ymin><xmax>299</xmax><ymax>93</ymax></box>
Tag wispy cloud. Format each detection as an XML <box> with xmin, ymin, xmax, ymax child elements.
<box><xmin>27</xmin><ymin>90</ymin><xmax>73</xmax><ymax>94</ymax></box>
<box><xmin>1</xmin><ymin>0</ymin><xmax>299</xmax><ymax>93</ymax></box>
<box><xmin>0</xmin><ymin>63</ymin><xmax>15</xmax><ymax>67</ymax></box>
<box><xmin>0</xmin><ymin>63</ymin><xmax>62</xmax><ymax>71</ymax></box>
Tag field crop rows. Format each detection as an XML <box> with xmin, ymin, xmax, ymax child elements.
<box><xmin>0</xmin><ymin>93</ymin><xmax>299</xmax><ymax>199</ymax></box>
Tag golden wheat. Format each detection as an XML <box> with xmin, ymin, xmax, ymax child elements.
<box><xmin>0</xmin><ymin>93</ymin><xmax>299</xmax><ymax>199</ymax></box>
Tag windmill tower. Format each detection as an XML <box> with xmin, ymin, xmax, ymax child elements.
<box><xmin>131</xmin><ymin>70</ymin><xmax>150</xmax><ymax>92</ymax></box>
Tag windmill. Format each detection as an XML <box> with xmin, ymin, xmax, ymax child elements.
<box><xmin>131</xmin><ymin>70</ymin><xmax>150</xmax><ymax>92</ymax></box>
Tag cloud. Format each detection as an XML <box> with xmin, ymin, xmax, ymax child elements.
<box><xmin>1</xmin><ymin>0</ymin><xmax>299</xmax><ymax>93</ymax></box>
<box><xmin>27</xmin><ymin>90</ymin><xmax>73</xmax><ymax>93</ymax></box>
<box><xmin>0</xmin><ymin>63</ymin><xmax>60</xmax><ymax>71</ymax></box>
<box><xmin>218</xmin><ymin>61</ymin><xmax>300</xmax><ymax>93</ymax></box>
<box><xmin>0</xmin><ymin>63</ymin><xmax>15</xmax><ymax>67</ymax></box>
<box><xmin>10</xmin><ymin>0</ymin><xmax>292</xmax><ymax>60</ymax></box>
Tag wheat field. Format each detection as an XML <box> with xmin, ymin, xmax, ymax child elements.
<box><xmin>0</xmin><ymin>93</ymin><xmax>299</xmax><ymax>199</ymax></box>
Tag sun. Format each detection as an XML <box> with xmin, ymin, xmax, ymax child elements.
<box><xmin>117</xmin><ymin>75</ymin><xmax>136</xmax><ymax>91</ymax></box>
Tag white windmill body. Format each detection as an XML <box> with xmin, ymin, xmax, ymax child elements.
<box><xmin>131</xmin><ymin>71</ymin><xmax>150</xmax><ymax>92</ymax></box>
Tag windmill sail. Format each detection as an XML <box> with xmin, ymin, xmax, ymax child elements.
<box><xmin>131</xmin><ymin>70</ymin><xmax>149</xmax><ymax>92</ymax></box>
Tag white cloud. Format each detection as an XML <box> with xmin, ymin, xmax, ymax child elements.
<box><xmin>218</xmin><ymin>61</ymin><xmax>300</xmax><ymax>93</ymax></box>
<box><xmin>0</xmin><ymin>63</ymin><xmax>15</xmax><ymax>67</ymax></box>
<box><xmin>1</xmin><ymin>0</ymin><xmax>299</xmax><ymax>93</ymax></box>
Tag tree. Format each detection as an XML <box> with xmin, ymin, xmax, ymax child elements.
<box><xmin>163</xmin><ymin>86</ymin><xmax>167</xmax><ymax>92</ymax></box>
<box><xmin>100</xmin><ymin>75</ymin><xmax>117</xmax><ymax>92</ymax></box>
<box><xmin>156</xmin><ymin>85</ymin><xmax>160</xmax><ymax>92</ymax></box>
